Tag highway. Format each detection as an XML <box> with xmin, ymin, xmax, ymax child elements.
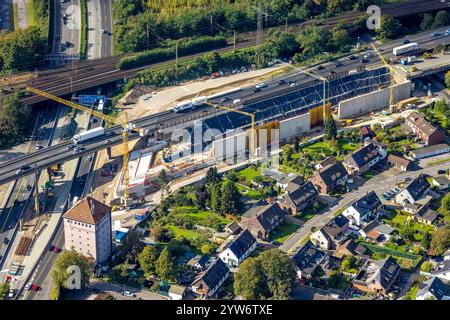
<box><xmin>0</xmin><ymin>105</ymin><xmax>59</xmax><ymax>267</ymax></box>
<box><xmin>1</xmin><ymin>27</ymin><xmax>449</xmax><ymax>186</ymax></box>
<box><xmin>15</xmin><ymin>0</ymin><xmax>448</xmax><ymax>105</ymax></box>
<box><xmin>100</xmin><ymin>0</ymin><xmax>113</xmax><ymax>58</ymax></box>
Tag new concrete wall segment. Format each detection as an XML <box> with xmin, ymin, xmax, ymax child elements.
<box><xmin>337</xmin><ymin>81</ymin><xmax>412</xmax><ymax>119</ymax></box>
<box><xmin>280</xmin><ymin>112</ymin><xmax>311</xmax><ymax>141</ymax></box>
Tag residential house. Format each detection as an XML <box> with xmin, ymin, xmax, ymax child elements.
<box><xmin>430</xmin><ymin>175</ymin><xmax>450</xmax><ymax>190</ymax></box>
<box><xmin>63</xmin><ymin>197</ymin><xmax>112</xmax><ymax>265</ymax></box>
<box><xmin>401</xmin><ymin>195</ymin><xmax>433</xmax><ymax>215</ymax></box>
<box><xmin>187</xmin><ymin>255</ymin><xmax>211</xmax><ymax>271</ymax></box>
<box><xmin>416</xmin><ymin>277</ymin><xmax>450</xmax><ymax>300</ymax></box>
<box><xmin>342</xmin><ymin>191</ymin><xmax>382</xmax><ymax>227</ymax></box>
<box><xmin>417</xmin><ymin>208</ymin><xmax>439</xmax><ymax>225</ymax></box>
<box><xmin>395</xmin><ymin>174</ymin><xmax>431</xmax><ymax>206</ymax></box>
<box><xmin>352</xmin><ymin>256</ymin><xmax>401</xmax><ymax>296</ymax></box>
<box><xmin>225</xmin><ymin>221</ymin><xmax>242</xmax><ymax>235</ymax></box>
<box><xmin>279</xmin><ymin>181</ymin><xmax>319</xmax><ymax>215</ymax></box>
<box><xmin>310</xmin><ymin>215</ymin><xmax>349</xmax><ymax>250</ymax></box>
<box><xmin>169</xmin><ymin>285</ymin><xmax>187</xmax><ymax>300</ymax></box>
<box><xmin>429</xmin><ymin>255</ymin><xmax>450</xmax><ymax>282</ymax></box>
<box><xmin>191</xmin><ymin>259</ymin><xmax>230</xmax><ymax>298</ymax></box>
<box><xmin>404</xmin><ymin>111</ymin><xmax>445</xmax><ymax>146</ymax></box>
<box><xmin>315</xmin><ymin>156</ymin><xmax>337</xmax><ymax>170</ymax></box>
<box><xmin>359</xmin><ymin>220</ymin><xmax>395</xmax><ymax>242</ymax></box>
<box><xmin>410</xmin><ymin>144</ymin><xmax>450</xmax><ymax>160</ymax></box>
<box><xmin>360</xmin><ymin>126</ymin><xmax>375</xmax><ymax>140</ymax></box>
<box><xmin>239</xmin><ymin>202</ymin><xmax>285</xmax><ymax>239</ymax></box>
<box><xmin>370</xmin><ymin>139</ymin><xmax>388</xmax><ymax>159</ymax></box>
<box><xmin>311</xmin><ymin>162</ymin><xmax>349</xmax><ymax>194</ymax></box>
<box><xmin>387</xmin><ymin>154</ymin><xmax>412</xmax><ymax>172</ymax></box>
<box><xmin>219</xmin><ymin>230</ymin><xmax>257</xmax><ymax>269</ymax></box>
<box><xmin>275</xmin><ymin>174</ymin><xmax>304</xmax><ymax>190</ymax></box>
<box><xmin>333</xmin><ymin>239</ymin><xmax>367</xmax><ymax>259</ymax></box>
<box><xmin>291</xmin><ymin>240</ymin><xmax>329</xmax><ymax>280</ymax></box>
<box><xmin>343</xmin><ymin>143</ymin><xmax>381</xmax><ymax>174</ymax></box>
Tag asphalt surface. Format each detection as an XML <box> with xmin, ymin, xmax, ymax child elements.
<box><xmin>0</xmin><ymin>106</ymin><xmax>59</xmax><ymax>268</ymax></box>
<box><xmin>99</xmin><ymin>0</ymin><xmax>113</xmax><ymax>58</ymax></box>
<box><xmin>2</xmin><ymin>27</ymin><xmax>450</xmax><ymax>186</ymax></box>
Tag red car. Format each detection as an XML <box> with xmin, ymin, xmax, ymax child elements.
<box><xmin>31</xmin><ymin>284</ymin><xmax>40</xmax><ymax>291</ymax></box>
<box><xmin>53</xmin><ymin>246</ymin><xmax>62</xmax><ymax>253</ymax></box>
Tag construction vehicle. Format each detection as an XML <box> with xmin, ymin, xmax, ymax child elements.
<box><xmin>26</xmin><ymin>87</ymin><xmax>148</xmax><ymax>205</ymax></box>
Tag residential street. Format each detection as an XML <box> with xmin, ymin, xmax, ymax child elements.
<box><xmin>280</xmin><ymin>161</ymin><xmax>450</xmax><ymax>254</ymax></box>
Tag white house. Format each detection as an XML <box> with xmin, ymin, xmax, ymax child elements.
<box><xmin>169</xmin><ymin>285</ymin><xmax>187</xmax><ymax>300</ymax></box>
<box><xmin>395</xmin><ymin>174</ymin><xmax>430</xmax><ymax>206</ymax></box>
<box><xmin>416</xmin><ymin>277</ymin><xmax>450</xmax><ymax>300</ymax></box>
<box><xmin>219</xmin><ymin>229</ymin><xmax>257</xmax><ymax>270</ymax></box>
<box><xmin>342</xmin><ymin>191</ymin><xmax>382</xmax><ymax>227</ymax></box>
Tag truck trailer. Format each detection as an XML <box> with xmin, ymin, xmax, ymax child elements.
<box><xmin>72</xmin><ymin>127</ymin><xmax>105</xmax><ymax>144</ymax></box>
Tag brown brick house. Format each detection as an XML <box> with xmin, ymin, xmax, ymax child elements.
<box><xmin>279</xmin><ymin>181</ymin><xmax>318</xmax><ymax>214</ymax></box>
<box><xmin>311</xmin><ymin>162</ymin><xmax>349</xmax><ymax>194</ymax></box>
<box><xmin>405</xmin><ymin>111</ymin><xmax>445</xmax><ymax>146</ymax></box>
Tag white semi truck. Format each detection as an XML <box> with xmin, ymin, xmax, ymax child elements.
<box><xmin>72</xmin><ymin>127</ymin><xmax>105</xmax><ymax>144</ymax></box>
<box><xmin>393</xmin><ymin>43</ymin><xmax>419</xmax><ymax>56</ymax></box>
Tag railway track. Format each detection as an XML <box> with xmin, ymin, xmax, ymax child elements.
<box><xmin>3</xmin><ymin>0</ymin><xmax>448</xmax><ymax>105</ymax></box>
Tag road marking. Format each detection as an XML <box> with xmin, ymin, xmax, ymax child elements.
<box><xmin>24</xmin><ymin>227</ymin><xmax>64</xmax><ymax>300</ymax></box>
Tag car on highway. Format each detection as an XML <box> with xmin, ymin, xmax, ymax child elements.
<box><xmin>253</xmin><ymin>87</ymin><xmax>261</xmax><ymax>92</ymax></box>
<box><xmin>431</xmin><ymin>32</ymin><xmax>439</xmax><ymax>37</ymax></box>
<box><xmin>79</xmin><ymin>178</ymin><xmax>86</xmax><ymax>186</ymax></box>
<box><xmin>48</xmin><ymin>244</ymin><xmax>55</xmax><ymax>251</ymax></box>
<box><xmin>437</xmin><ymin>169</ymin><xmax>446</xmax><ymax>175</ymax></box>
<box><xmin>334</xmin><ymin>60</ymin><xmax>342</xmax><ymax>67</ymax></box>
<box><xmin>8</xmin><ymin>289</ymin><xmax>17</xmax><ymax>299</ymax></box>
<box><xmin>102</xmin><ymin>29</ymin><xmax>108</xmax><ymax>34</ymax></box>
<box><xmin>104</xmin><ymin>139</ymin><xmax>112</xmax><ymax>145</ymax></box>
<box><xmin>403</xmin><ymin>39</ymin><xmax>410</xmax><ymax>44</ymax></box>
<box><xmin>220</xmin><ymin>97</ymin><xmax>230</xmax><ymax>103</ymax></box>
<box><xmin>361</xmin><ymin>59</ymin><xmax>369</xmax><ymax>63</ymax></box>
<box><xmin>35</xmin><ymin>144</ymin><xmax>43</xmax><ymax>150</ymax></box>
<box><xmin>67</xmin><ymin>144</ymin><xmax>76</xmax><ymax>150</ymax></box>
<box><xmin>16</xmin><ymin>165</ymin><xmax>31</xmax><ymax>174</ymax></box>
<box><xmin>25</xmin><ymin>283</ymin><xmax>32</xmax><ymax>290</ymax></box>
<box><xmin>54</xmin><ymin>246</ymin><xmax>62</xmax><ymax>253</ymax></box>
<box><xmin>348</xmin><ymin>55</ymin><xmax>357</xmax><ymax>60</ymax></box>
<box><xmin>2</xmin><ymin>238</ymin><xmax>8</xmax><ymax>245</ymax></box>
<box><xmin>316</xmin><ymin>65</ymin><xmax>324</xmax><ymax>70</ymax></box>
<box><xmin>122</xmin><ymin>291</ymin><xmax>136</xmax><ymax>297</ymax></box>
<box><xmin>255</xmin><ymin>82</ymin><xmax>267</xmax><ymax>89</ymax></box>
<box><xmin>278</xmin><ymin>79</ymin><xmax>286</xmax><ymax>85</ymax></box>
<box><xmin>26</xmin><ymin>184</ymin><xmax>32</xmax><ymax>191</ymax></box>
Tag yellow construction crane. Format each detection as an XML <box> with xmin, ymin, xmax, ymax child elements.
<box><xmin>202</xmin><ymin>100</ymin><xmax>256</xmax><ymax>156</ymax></box>
<box><xmin>26</xmin><ymin>86</ymin><xmax>146</xmax><ymax>203</ymax></box>
<box><xmin>371</xmin><ymin>44</ymin><xmax>395</xmax><ymax>113</ymax></box>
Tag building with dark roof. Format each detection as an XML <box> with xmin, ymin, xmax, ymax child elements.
<box><xmin>405</xmin><ymin>111</ymin><xmax>445</xmax><ymax>146</ymax></box>
<box><xmin>311</xmin><ymin>162</ymin><xmax>349</xmax><ymax>194</ymax></box>
<box><xmin>291</xmin><ymin>240</ymin><xmax>329</xmax><ymax>280</ymax></box>
<box><xmin>279</xmin><ymin>181</ymin><xmax>319</xmax><ymax>215</ymax></box>
<box><xmin>395</xmin><ymin>174</ymin><xmax>431</xmax><ymax>206</ymax></box>
<box><xmin>239</xmin><ymin>202</ymin><xmax>285</xmax><ymax>239</ymax></box>
<box><xmin>310</xmin><ymin>215</ymin><xmax>349</xmax><ymax>250</ymax></box>
<box><xmin>333</xmin><ymin>239</ymin><xmax>367</xmax><ymax>259</ymax></box>
<box><xmin>343</xmin><ymin>143</ymin><xmax>381</xmax><ymax>174</ymax></box>
<box><xmin>219</xmin><ymin>230</ymin><xmax>257</xmax><ymax>269</ymax></box>
<box><xmin>353</xmin><ymin>256</ymin><xmax>400</xmax><ymax>296</ymax></box>
<box><xmin>63</xmin><ymin>197</ymin><xmax>112</xmax><ymax>265</ymax></box>
<box><xmin>387</xmin><ymin>154</ymin><xmax>412</xmax><ymax>172</ymax></box>
<box><xmin>416</xmin><ymin>208</ymin><xmax>439</xmax><ymax>225</ymax></box>
<box><xmin>342</xmin><ymin>191</ymin><xmax>382</xmax><ymax>226</ymax></box>
<box><xmin>191</xmin><ymin>259</ymin><xmax>230</xmax><ymax>298</ymax></box>
<box><xmin>187</xmin><ymin>254</ymin><xmax>211</xmax><ymax>271</ymax></box>
<box><xmin>416</xmin><ymin>277</ymin><xmax>450</xmax><ymax>300</ymax></box>
<box><xmin>360</xmin><ymin>126</ymin><xmax>375</xmax><ymax>140</ymax></box>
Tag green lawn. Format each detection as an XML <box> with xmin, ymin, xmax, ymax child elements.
<box><xmin>360</xmin><ymin>242</ymin><xmax>422</xmax><ymax>271</ymax></box>
<box><xmin>427</xmin><ymin>158</ymin><xmax>450</xmax><ymax>166</ymax></box>
<box><xmin>166</xmin><ymin>224</ymin><xmax>200</xmax><ymax>240</ymax></box>
<box><xmin>237</xmin><ymin>167</ymin><xmax>260</xmax><ymax>182</ymax></box>
<box><xmin>171</xmin><ymin>206</ymin><xmax>230</xmax><ymax>226</ymax></box>
<box><xmin>236</xmin><ymin>184</ymin><xmax>266</xmax><ymax>200</ymax></box>
<box><xmin>383</xmin><ymin>211</ymin><xmax>435</xmax><ymax>241</ymax></box>
<box><xmin>304</xmin><ymin>141</ymin><xmax>334</xmax><ymax>156</ymax></box>
<box><xmin>270</xmin><ymin>223</ymin><xmax>299</xmax><ymax>243</ymax></box>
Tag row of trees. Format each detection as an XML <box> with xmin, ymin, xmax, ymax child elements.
<box><xmin>112</xmin><ymin>0</ymin><xmax>373</xmax><ymax>54</ymax></box>
<box><xmin>0</xmin><ymin>93</ymin><xmax>31</xmax><ymax>149</ymax></box>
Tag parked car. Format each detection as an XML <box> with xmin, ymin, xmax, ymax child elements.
<box><xmin>316</xmin><ymin>65</ymin><xmax>325</xmax><ymax>70</ymax></box>
<box><xmin>48</xmin><ymin>244</ymin><xmax>55</xmax><ymax>251</ymax></box>
<box><xmin>437</xmin><ymin>169</ymin><xmax>446</xmax><ymax>175</ymax></box>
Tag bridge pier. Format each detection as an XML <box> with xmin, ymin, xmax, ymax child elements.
<box><xmin>106</xmin><ymin>146</ymin><xmax>112</xmax><ymax>160</ymax></box>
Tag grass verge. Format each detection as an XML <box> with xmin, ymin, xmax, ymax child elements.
<box><xmin>79</xmin><ymin>0</ymin><xmax>87</xmax><ymax>59</ymax></box>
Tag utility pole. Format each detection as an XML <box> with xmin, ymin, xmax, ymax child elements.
<box><xmin>34</xmin><ymin>163</ymin><xmax>40</xmax><ymax>215</ymax></box>
<box><xmin>233</xmin><ymin>30</ymin><xmax>236</xmax><ymax>51</ymax></box>
<box><xmin>210</xmin><ymin>15</ymin><xmax>213</xmax><ymax>36</ymax></box>
<box><xmin>175</xmin><ymin>41</ymin><xmax>178</xmax><ymax>68</ymax></box>
<box><xmin>146</xmin><ymin>24</ymin><xmax>150</xmax><ymax>50</ymax></box>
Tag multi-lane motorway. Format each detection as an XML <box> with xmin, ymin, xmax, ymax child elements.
<box><xmin>0</xmin><ymin>106</ymin><xmax>59</xmax><ymax>266</ymax></box>
<box><xmin>1</xmin><ymin>27</ymin><xmax>449</xmax><ymax>187</ymax></box>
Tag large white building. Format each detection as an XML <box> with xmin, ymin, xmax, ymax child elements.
<box><xmin>63</xmin><ymin>197</ymin><xmax>112</xmax><ymax>265</ymax></box>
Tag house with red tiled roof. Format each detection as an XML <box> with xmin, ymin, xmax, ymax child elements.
<box><xmin>63</xmin><ymin>196</ymin><xmax>112</xmax><ymax>265</ymax></box>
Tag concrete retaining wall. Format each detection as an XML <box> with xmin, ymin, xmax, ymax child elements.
<box><xmin>212</xmin><ymin>131</ymin><xmax>247</xmax><ymax>162</ymax></box>
<box><xmin>338</xmin><ymin>81</ymin><xmax>412</xmax><ymax>119</ymax></box>
<box><xmin>280</xmin><ymin>112</ymin><xmax>311</xmax><ymax>141</ymax></box>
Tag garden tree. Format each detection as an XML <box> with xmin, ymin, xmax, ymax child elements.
<box><xmin>158</xmin><ymin>169</ymin><xmax>170</xmax><ymax>199</ymax></box>
<box><xmin>377</xmin><ymin>15</ymin><xmax>401</xmax><ymax>40</ymax></box>
<box><xmin>0</xmin><ymin>93</ymin><xmax>31</xmax><ymax>148</ymax></box>
<box><xmin>138</xmin><ymin>246</ymin><xmax>159</xmax><ymax>276</ymax></box>
<box><xmin>341</xmin><ymin>255</ymin><xmax>359</xmax><ymax>273</ymax></box>
<box><xmin>282</xmin><ymin>144</ymin><xmax>294</xmax><ymax>164</ymax></box>
<box><xmin>195</xmin><ymin>183</ymin><xmax>208</xmax><ymax>209</ymax></box>
<box><xmin>434</xmin><ymin>99</ymin><xmax>447</xmax><ymax>115</ymax></box>
<box><xmin>327</xmin><ymin>0</ymin><xmax>354</xmax><ymax>13</ymax></box>
<box><xmin>51</xmin><ymin>250</ymin><xmax>93</xmax><ymax>292</ymax></box>
<box><xmin>331</xmin><ymin>25</ymin><xmax>351</xmax><ymax>52</ymax></box>
<box><xmin>0</xmin><ymin>283</ymin><xmax>9</xmax><ymax>300</ymax></box>
<box><xmin>200</xmin><ymin>242</ymin><xmax>216</xmax><ymax>255</ymax></box>
<box><xmin>221</xmin><ymin>180</ymin><xmax>243</xmax><ymax>215</ymax></box>
<box><xmin>210</xmin><ymin>183</ymin><xmax>222</xmax><ymax>214</ymax></box>
<box><xmin>294</xmin><ymin>136</ymin><xmax>300</xmax><ymax>152</ymax></box>
<box><xmin>421</xmin><ymin>13</ymin><xmax>434</xmax><ymax>31</ymax></box>
<box><xmin>296</xmin><ymin>25</ymin><xmax>331</xmax><ymax>57</ymax></box>
<box><xmin>421</xmin><ymin>232</ymin><xmax>432</xmax><ymax>250</ymax></box>
<box><xmin>399</xmin><ymin>222</ymin><xmax>415</xmax><ymax>242</ymax></box>
<box><xmin>120</xmin><ymin>229</ymin><xmax>144</xmax><ymax>263</ymax></box>
<box><xmin>234</xmin><ymin>249</ymin><xmax>296</xmax><ymax>300</ymax></box>
<box><xmin>421</xmin><ymin>261</ymin><xmax>433</xmax><ymax>272</ymax></box>
<box><xmin>233</xmin><ymin>258</ymin><xmax>267</xmax><ymax>299</ymax></box>
<box><xmin>155</xmin><ymin>247</ymin><xmax>178</xmax><ymax>282</ymax></box>
<box><xmin>445</xmin><ymin>71</ymin><xmax>450</xmax><ymax>89</ymax></box>
<box><xmin>205</xmin><ymin>167</ymin><xmax>221</xmax><ymax>188</ymax></box>
<box><xmin>324</xmin><ymin>115</ymin><xmax>337</xmax><ymax>140</ymax></box>
<box><xmin>327</xmin><ymin>270</ymin><xmax>351</xmax><ymax>290</ymax></box>
<box><xmin>110</xmin><ymin>263</ymin><xmax>130</xmax><ymax>283</ymax></box>
<box><xmin>430</xmin><ymin>226</ymin><xmax>450</xmax><ymax>256</ymax></box>
<box><xmin>225</xmin><ymin>170</ymin><xmax>238</xmax><ymax>182</ymax></box>
<box><xmin>432</xmin><ymin>10</ymin><xmax>449</xmax><ymax>29</ymax></box>
<box><xmin>440</xmin><ymin>192</ymin><xmax>450</xmax><ymax>213</ymax></box>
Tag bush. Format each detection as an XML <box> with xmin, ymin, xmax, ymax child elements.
<box><xmin>117</xmin><ymin>36</ymin><xmax>227</xmax><ymax>70</ymax></box>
